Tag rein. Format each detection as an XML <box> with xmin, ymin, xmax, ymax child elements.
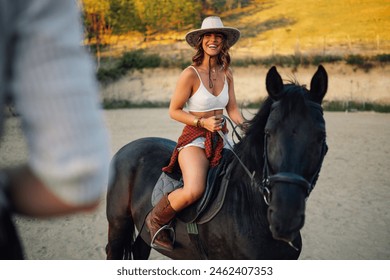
<box><xmin>217</xmin><ymin>116</ymin><xmax>256</xmax><ymax>181</ymax></box>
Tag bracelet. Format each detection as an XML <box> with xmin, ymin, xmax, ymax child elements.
<box><xmin>196</xmin><ymin>117</ymin><xmax>203</xmax><ymax>128</ymax></box>
<box><xmin>193</xmin><ymin>117</ymin><xmax>199</xmax><ymax>127</ymax></box>
<box><xmin>193</xmin><ymin>117</ymin><xmax>204</xmax><ymax>128</ymax></box>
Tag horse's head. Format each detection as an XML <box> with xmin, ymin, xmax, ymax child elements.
<box><xmin>263</xmin><ymin>65</ymin><xmax>328</xmax><ymax>243</ymax></box>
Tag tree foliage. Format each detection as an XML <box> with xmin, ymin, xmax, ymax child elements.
<box><xmin>140</xmin><ymin>0</ymin><xmax>201</xmax><ymax>35</ymax></box>
<box><xmin>81</xmin><ymin>0</ymin><xmax>252</xmax><ymax>39</ymax></box>
<box><xmin>109</xmin><ymin>0</ymin><xmax>144</xmax><ymax>33</ymax></box>
<box><xmin>82</xmin><ymin>0</ymin><xmax>110</xmax><ymax>41</ymax></box>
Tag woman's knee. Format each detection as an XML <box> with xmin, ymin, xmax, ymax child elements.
<box><xmin>181</xmin><ymin>187</ymin><xmax>204</xmax><ymax>204</ymax></box>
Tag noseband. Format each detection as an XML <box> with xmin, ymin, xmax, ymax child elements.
<box><xmin>260</xmin><ymin>101</ymin><xmax>328</xmax><ymax>205</ymax></box>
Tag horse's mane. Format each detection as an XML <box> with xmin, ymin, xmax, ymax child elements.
<box><xmin>227</xmin><ymin>82</ymin><xmax>312</xmax><ymax>226</ymax></box>
<box><xmin>232</xmin><ymin>98</ymin><xmax>272</xmax><ymax>178</ymax></box>
<box><xmin>233</xmin><ymin>82</ymin><xmax>310</xmax><ymax>178</ymax></box>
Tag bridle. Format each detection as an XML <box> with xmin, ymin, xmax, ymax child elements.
<box><xmin>260</xmin><ymin>100</ymin><xmax>328</xmax><ymax>205</ymax></box>
<box><xmin>220</xmin><ymin>100</ymin><xmax>328</xmax><ymax>206</ymax></box>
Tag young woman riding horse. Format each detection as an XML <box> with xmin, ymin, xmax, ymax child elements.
<box><xmin>105</xmin><ymin>65</ymin><xmax>328</xmax><ymax>259</ymax></box>
<box><xmin>146</xmin><ymin>16</ymin><xmax>246</xmax><ymax>251</ymax></box>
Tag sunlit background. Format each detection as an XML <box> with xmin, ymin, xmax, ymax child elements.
<box><xmin>79</xmin><ymin>0</ymin><xmax>390</xmax><ymax>111</ymax></box>
<box><xmin>80</xmin><ymin>0</ymin><xmax>390</xmax><ymax>59</ymax></box>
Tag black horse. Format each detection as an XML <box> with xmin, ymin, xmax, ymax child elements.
<box><xmin>106</xmin><ymin>65</ymin><xmax>328</xmax><ymax>259</ymax></box>
<box><xmin>0</xmin><ymin>187</ymin><xmax>24</xmax><ymax>259</ymax></box>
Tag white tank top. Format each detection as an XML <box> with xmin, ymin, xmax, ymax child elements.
<box><xmin>186</xmin><ymin>66</ymin><xmax>229</xmax><ymax>112</ymax></box>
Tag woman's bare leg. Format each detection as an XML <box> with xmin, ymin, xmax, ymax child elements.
<box><xmin>167</xmin><ymin>146</ymin><xmax>209</xmax><ymax>211</ymax></box>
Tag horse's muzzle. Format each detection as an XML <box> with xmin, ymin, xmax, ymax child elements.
<box><xmin>268</xmin><ymin>208</ymin><xmax>305</xmax><ymax>243</ymax></box>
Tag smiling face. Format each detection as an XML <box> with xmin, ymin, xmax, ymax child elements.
<box><xmin>202</xmin><ymin>32</ymin><xmax>224</xmax><ymax>57</ymax></box>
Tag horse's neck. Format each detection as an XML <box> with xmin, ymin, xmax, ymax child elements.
<box><xmin>227</xmin><ymin>147</ymin><xmax>268</xmax><ymax>213</ymax></box>
<box><xmin>224</xmin><ymin>172</ymin><xmax>269</xmax><ymax>234</ymax></box>
<box><xmin>233</xmin><ymin>136</ymin><xmax>265</xmax><ymax>182</ymax></box>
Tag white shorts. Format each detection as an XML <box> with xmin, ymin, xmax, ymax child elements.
<box><xmin>178</xmin><ymin>135</ymin><xmax>234</xmax><ymax>151</ymax></box>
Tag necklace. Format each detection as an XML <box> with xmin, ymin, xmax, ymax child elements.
<box><xmin>210</xmin><ymin>68</ymin><xmax>217</xmax><ymax>81</ymax></box>
<box><xmin>208</xmin><ymin>65</ymin><xmax>223</xmax><ymax>88</ymax></box>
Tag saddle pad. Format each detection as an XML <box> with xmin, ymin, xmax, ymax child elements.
<box><xmin>151</xmin><ymin>149</ymin><xmax>233</xmax><ymax>224</ymax></box>
<box><xmin>151</xmin><ymin>172</ymin><xmax>183</xmax><ymax>207</ymax></box>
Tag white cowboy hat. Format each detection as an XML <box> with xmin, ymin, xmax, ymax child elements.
<box><xmin>185</xmin><ymin>16</ymin><xmax>240</xmax><ymax>48</ymax></box>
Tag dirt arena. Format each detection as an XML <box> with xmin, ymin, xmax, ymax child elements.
<box><xmin>0</xmin><ymin>108</ymin><xmax>388</xmax><ymax>260</ymax></box>
<box><xmin>0</xmin><ymin>64</ymin><xmax>389</xmax><ymax>260</ymax></box>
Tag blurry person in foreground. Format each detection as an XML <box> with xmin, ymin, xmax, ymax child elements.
<box><xmin>0</xmin><ymin>0</ymin><xmax>110</xmax><ymax>259</ymax></box>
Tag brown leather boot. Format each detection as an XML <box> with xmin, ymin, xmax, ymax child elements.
<box><xmin>145</xmin><ymin>194</ymin><xmax>176</xmax><ymax>251</ymax></box>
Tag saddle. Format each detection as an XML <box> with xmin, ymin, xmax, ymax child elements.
<box><xmin>151</xmin><ymin>149</ymin><xmax>233</xmax><ymax>225</ymax></box>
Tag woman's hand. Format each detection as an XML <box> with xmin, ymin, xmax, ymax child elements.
<box><xmin>201</xmin><ymin>115</ymin><xmax>224</xmax><ymax>132</ymax></box>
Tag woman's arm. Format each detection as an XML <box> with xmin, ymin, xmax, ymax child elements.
<box><xmin>225</xmin><ymin>68</ymin><xmax>245</xmax><ymax>125</ymax></box>
<box><xmin>168</xmin><ymin>68</ymin><xmax>198</xmax><ymax>126</ymax></box>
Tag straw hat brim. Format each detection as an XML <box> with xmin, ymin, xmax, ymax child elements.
<box><xmin>185</xmin><ymin>27</ymin><xmax>240</xmax><ymax>48</ymax></box>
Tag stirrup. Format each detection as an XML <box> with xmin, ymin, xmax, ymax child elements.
<box><xmin>150</xmin><ymin>224</ymin><xmax>176</xmax><ymax>251</ymax></box>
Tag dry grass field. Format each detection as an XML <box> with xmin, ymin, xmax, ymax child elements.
<box><xmin>229</xmin><ymin>0</ymin><xmax>390</xmax><ymax>57</ymax></box>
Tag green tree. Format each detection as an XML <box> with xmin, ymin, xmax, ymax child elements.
<box><xmin>108</xmin><ymin>0</ymin><xmax>145</xmax><ymax>34</ymax></box>
<box><xmin>81</xmin><ymin>0</ymin><xmax>111</xmax><ymax>67</ymax></box>
<box><xmin>136</xmin><ymin>0</ymin><xmax>201</xmax><ymax>39</ymax></box>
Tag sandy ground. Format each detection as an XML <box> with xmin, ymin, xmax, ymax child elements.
<box><xmin>1</xmin><ymin>107</ymin><xmax>389</xmax><ymax>260</ymax></box>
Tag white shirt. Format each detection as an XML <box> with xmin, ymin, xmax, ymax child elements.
<box><xmin>186</xmin><ymin>66</ymin><xmax>229</xmax><ymax>112</ymax></box>
<box><xmin>0</xmin><ymin>0</ymin><xmax>110</xmax><ymax>206</ymax></box>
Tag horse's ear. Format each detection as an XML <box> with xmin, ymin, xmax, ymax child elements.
<box><xmin>310</xmin><ymin>65</ymin><xmax>328</xmax><ymax>104</ymax></box>
<box><xmin>266</xmin><ymin>66</ymin><xmax>284</xmax><ymax>100</ymax></box>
